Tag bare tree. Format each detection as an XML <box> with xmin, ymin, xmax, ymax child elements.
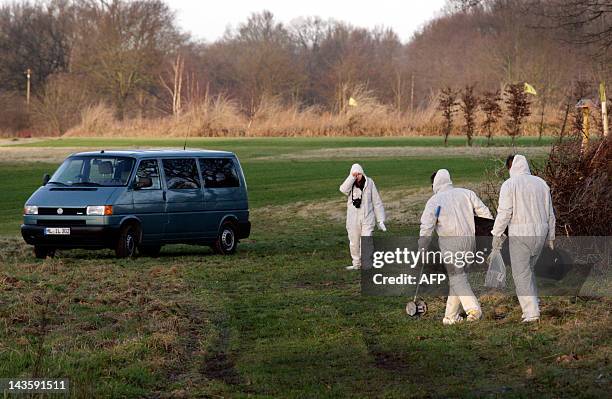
<box><xmin>0</xmin><ymin>0</ymin><xmax>75</xmax><ymax>92</ymax></box>
<box><xmin>159</xmin><ymin>53</ymin><xmax>185</xmax><ymax>117</ymax></box>
<box><xmin>31</xmin><ymin>73</ymin><xmax>89</xmax><ymax>135</ymax></box>
<box><xmin>460</xmin><ymin>84</ymin><xmax>478</xmax><ymax>146</ymax></box>
<box><xmin>71</xmin><ymin>0</ymin><xmax>183</xmax><ymax>119</ymax></box>
<box><xmin>504</xmin><ymin>82</ymin><xmax>531</xmax><ymax>145</ymax></box>
<box><xmin>438</xmin><ymin>87</ymin><xmax>458</xmax><ymax>146</ymax></box>
<box><xmin>530</xmin><ymin>0</ymin><xmax>612</xmax><ymax>55</ymax></box>
<box><xmin>480</xmin><ymin>89</ymin><xmax>503</xmax><ymax>145</ymax></box>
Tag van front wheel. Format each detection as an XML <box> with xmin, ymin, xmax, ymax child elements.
<box><xmin>213</xmin><ymin>223</ymin><xmax>237</xmax><ymax>255</ymax></box>
<box><xmin>115</xmin><ymin>224</ymin><xmax>139</xmax><ymax>258</ymax></box>
<box><xmin>34</xmin><ymin>246</ymin><xmax>55</xmax><ymax>259</ymax></box>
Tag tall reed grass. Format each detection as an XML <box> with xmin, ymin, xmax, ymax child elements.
<box><xmin>64</xmin><ymin>91</ymin><xmax>565</xmax><ymax>138</ymax></box>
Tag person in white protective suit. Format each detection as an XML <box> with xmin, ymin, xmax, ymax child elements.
<box><xmin>339</xmin><ymin>164</ymin><xmax>386</xmax><ymax>270</ymax></box>
<box><xmin>419</xmin><ymin>169</ymin><xmax>493</xmax><ymax>325</ymax></box>
<box><xmin>491</xmin><ymin>154</ymin><xmax>556</xmax><ymax>323</ymax></box>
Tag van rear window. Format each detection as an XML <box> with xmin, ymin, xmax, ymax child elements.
<box><xmin>199</xmin><ymin>158</ymin><xmax>240</xmax><ymax>188</ymax></box>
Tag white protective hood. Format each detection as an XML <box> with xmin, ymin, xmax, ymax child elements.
<box><xmin>433</xmin><ymin>169</ymin><xmax>453</xmax><ymax>194</ymax></box>
<box><xmin>509</xmin><ymin>154</ymin><xmax>531</xmax><ymax>177</ymax></box>
<box><xmin>492</xmin><ymin>154</ymin><xmax>556</xmax><ymax>241</ymax></box>
<box><xmin>350</xmin><ymin>163</ymin><xmax>364</xmax><ymax>176</ymax></box>
<box><xmin>419</xmin><ymin>169</ymin><xmax>492</xmax><ymax>239</ymax></box>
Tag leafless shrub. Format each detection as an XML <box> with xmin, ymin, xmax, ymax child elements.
<box><xmin>460</xmin><ymin>84</ymin><xmax>478</xmax><ymax>146</ymax></box>
<box><xmin>0</xmin><ymin>91</ymin><xmax>30</xmax><ymax>135</ymax></box>
<box><xmin>534</xmin><ymin>136</ymin><xmax>611</xmax><ymax>236</ymax></box>
<box><xmin>504</xmin><ymin>83</ymin><xmax>531</xmax><ymax>145</ymax></box>
<box><xmin>480</xmin><ymin>90</ymin><xmax>503</xmax><ymax>146</ymax></box>
<box><xmin>30</xmin><ymin>74</ymin><xmax>89</xmax><ymax>135</ymax></box>
<box><xmin>438</xmin><ymin>87</ymin><xmax>458</xmax><ymax>146</ymax></box>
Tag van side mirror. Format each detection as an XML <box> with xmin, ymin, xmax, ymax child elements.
<box><xmin>42</xmin><ymin>174</ymin><xmax>50</xmax><ymax>186</ymax></box>
<box><xmin>133</xmin><ymin>176</ymin><xmax>152</xmax><ymax>189</ymax></box>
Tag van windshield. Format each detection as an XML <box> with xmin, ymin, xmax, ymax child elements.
<box><xmin>49</xmin><ymin>156</ymin><xmax>135</xmax><ymax>187</ymax></box>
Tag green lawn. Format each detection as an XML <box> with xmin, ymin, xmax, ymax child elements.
<box><xmin>4</xmin><ymin>135</ymin><xmax>554</xmax><ymax>160</ymax></box>
<box><xmin>0</xmin><ymin>138</ymin><xmax>608</xmax><ymax>398</ymax></box>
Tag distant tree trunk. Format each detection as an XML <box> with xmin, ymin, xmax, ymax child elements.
<box><xmin>538</xmin><ymin>91</ymin><xmax>547</xmax><ymax>141</ymax></box>
<box><xmin>559</xmin><ymin>101</ymin><xmax>570</xmax><ymax>139</ymax></box>
<box><xmin>160</xmin><ymin>54</ymin><xmax>185</xmax><ymax>117</ymax></box>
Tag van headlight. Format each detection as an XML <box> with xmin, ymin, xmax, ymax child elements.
<box><xmin>24</xmin><ymin>205</ymin><xmax>38</xmax><ymax>215</ymax></box>
<box><xmin>86</xmin><ymin>205</ymin><xmax>113</xmax><ymax>216</ymax></box>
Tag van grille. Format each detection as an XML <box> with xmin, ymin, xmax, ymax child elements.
<box><xmin>38</xmin><ymin>207</ymin><xmax>87</xmax><ymax>216</ymax></box>
<box><xmin>37</xmin><ymin>220</ymin><xmax>86</xmax><ymax>226</ymax></box>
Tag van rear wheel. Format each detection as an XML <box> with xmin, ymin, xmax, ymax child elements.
<box><xmin>115</xmin><ymin>223</ymin><xmax>139</xmax><ymax>258</ymax></box>
<box><xmin>34</xmin><ymin>246</ymin><xmax>55</xmax><ymax>259</ymax></box>
<box><xmin>213</xmin><ymin>222</ymin><xmax>237</xmax><ymax>255</ymax></box>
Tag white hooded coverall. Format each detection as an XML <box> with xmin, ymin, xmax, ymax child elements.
<box><xmin>419</xmin><ymin>169</ymin><xmax>493</xmax><ymax>322</ymax></box>
<box><xmin>339</xmin><ymin>164</ymin><xmax>386</xmax><ymax>268</ymax></box>
<box><xmin>491</xmin><ymin>154</ymin><xmax>556</xmax><ymax>320</ymax></box>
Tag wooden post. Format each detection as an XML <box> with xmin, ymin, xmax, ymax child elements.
<box><xmin>25</xmin><ymin>68</ymin><xmax>31</xmax><ymax>106</ymax></box>
<box><xmin>576</xmin><ymin>99</ymin><xmax>594</xmax><ymax>150</ymax></box>
<box><xmin>600</xmin><ymin>82</ymin><xmax>609</xmax><ymax>137</ymax></box>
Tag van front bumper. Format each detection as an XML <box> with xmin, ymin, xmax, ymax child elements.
<box><xmin>21</xmin><ymin>224</ymin><xmax>119</xmax><ymax>248</ymax></box>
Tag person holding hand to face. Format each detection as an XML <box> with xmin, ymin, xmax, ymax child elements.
<box><xmin>339</xmin><ymin>163</ymin><xmax>386</xmax><ymax>270</ymax></box>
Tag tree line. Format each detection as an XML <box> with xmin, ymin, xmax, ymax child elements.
<box><xmin>0</xmin><ymin>0</ymin><xmax>609</xmax><ymax>136</ymax></box>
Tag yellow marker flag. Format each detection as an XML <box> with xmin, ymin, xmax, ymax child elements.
<box><xmin>348</xmin><ymin>97</ymin><xmax>358</xmax><ymax>107</ymax></box>
<box><xmin>524</xmin><ymin>83</ymin><xmax>537</xmax><ymax>96</ymax></box>
<box><xmin>599</xmin><ymin>82</ymin><xmax>606</xmax><ymax>103</ymax></box>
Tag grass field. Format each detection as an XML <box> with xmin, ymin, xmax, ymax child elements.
<box><xmin>0</xmin><ymin>137</ymin><xmax>609</xmax><ymax>397</ymax></box>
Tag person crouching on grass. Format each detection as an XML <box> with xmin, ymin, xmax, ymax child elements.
<box><xmin>339</xmin><ymin>163</ymin><xmax>386</xmax><ymax>270</ymax></box>
<box><xmin>419</xmin><ymin>169</ymin><xmax>493</xmax><ymax>325</ymax></box>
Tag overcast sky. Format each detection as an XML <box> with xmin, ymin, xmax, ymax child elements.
<box><xmin>168</xmin><ymin>0</ymin><xmax>448</xmax><ymax>43</ymax></box>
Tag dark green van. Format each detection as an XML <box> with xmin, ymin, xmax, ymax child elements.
<box><xmin>21</xmin><ymin>150</ymin><xmax>251</xmax><ymax>258</ymax></box>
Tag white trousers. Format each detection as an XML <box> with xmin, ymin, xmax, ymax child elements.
<box><xmin>347</xmin><ymin>222</ymin><xmax>374</xmax><ymax>268</ymax></box>
<box><xmin>440</xmin><ymin>238</ymin><xmax>481</xmax><ymax>320</ymax></box>
<box><xmin>444</xmin><ymin>269</ymin><xmax>481</xmax><ymax>320</ymax></box>
<box><xmin>509</xmin><ymin>237</ymin><xmax>544</xmax><ymax>320</ymax></box>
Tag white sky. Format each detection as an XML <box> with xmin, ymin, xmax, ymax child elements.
<box><xmin>168</xmin><ymin>0</ymin><xmax>448</xmax><ymax>43</ymax></box>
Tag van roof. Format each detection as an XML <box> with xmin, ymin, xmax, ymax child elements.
<box><xmin>70</xmin><ymin>149</ymin><xmax>236</xmax><ymax>158</ymax></box>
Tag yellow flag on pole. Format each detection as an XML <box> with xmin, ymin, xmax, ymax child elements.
<box><xmin>348</xmin><ymin>97</ymin><xmax>358</xmax><ymax>107</ymax></box>
<box><xmin>524</xmin><ymin>83</ymin><xmax>537</xmax><ymax>96</ymax></box>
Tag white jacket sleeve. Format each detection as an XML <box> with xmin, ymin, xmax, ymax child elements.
<box><xmin>419</xmin><ymin>198</ymin><xmax>437</xmax><ymax>237</ymax></box>
<box><xmin>418</xmin><ymin>198</ymin><xmax>437</xmax><ymax>250</ymax></box>
<box><xmin>492</xmin><ymin>181</ymin><xmax>513</xmax><ymax>237</ymax></box>
<box><xmin>339</xmin><ymin>175</ymin><xmax>355</xmax><ymax>196</ymax></box>
<box><xmin>370</xmin><ymin>180</ymin><xmax>385</xmax><ymax>223</ymax></box>
<box><xmin>546</xmin><ymin>190</ymin><xmax>556</xmax><ymax>242</ymax></box>
<box><xmin>470</xmin><ymin>190</ymin><xmax>493</xmax><ymax>219</ymax></box>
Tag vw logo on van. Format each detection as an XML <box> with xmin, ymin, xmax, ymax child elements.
<box><xmin>57</xmin><ymin>208</ymin><xmax>63</xmax><ymax>215</ymax></box>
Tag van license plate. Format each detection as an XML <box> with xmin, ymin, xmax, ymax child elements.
<box><xmin>44</xmin><ymin>228</ymin><xmax>70</xmax><ymax>235</ymax></box>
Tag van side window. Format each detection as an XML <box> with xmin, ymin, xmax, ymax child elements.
<box><xmin>199</xmin><ymin>158</ymin><xmax>240</xmax><ymax>188</ymax></box>
<box><xmin>162</xmin><ymin>158</ymin><xmax>201</xmax><ymax>189</ymax></box>
<box><xmin>135</xmin><ymin>159</ymin><xmax>161</xmax><ymax>190</ymax></box>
